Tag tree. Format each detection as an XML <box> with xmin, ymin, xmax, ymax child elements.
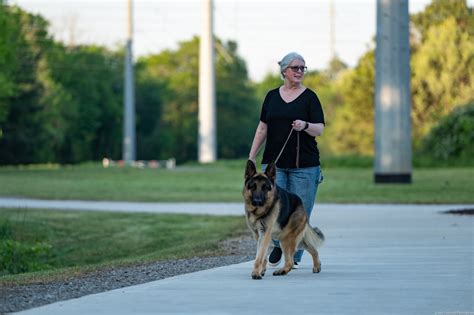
<box><xmin>254</xmin><ymin>73</ymin><xmax>281</xmax><ymax>103</ymax></box>
<box><xmin>411</xmin><ymin>17</ymin><xmax>474</xmax><ymax>142</ymax></box>
<box><xmin>324</xmin><ymin>51</ymin><xmax>375</xmax><ymax>155</ymax></box>
<box><xmin>0</xmin><ymin>5</ymin><xmax>124</xmax><ymax>164</ymax></box>
<box><xmin>320</xmin><ymin>1</ymin><xmax>474</xmax><ymax>155</ymax></box>
<box><xmin>215</xmin><ymin>40</ymin><xmax>259</xmax><ymax>159</ymax></box>
<box><xmin>49</xmin><ymin>45</ymin><xmax>123</xmax><ymax>162</ymax></box>
<box><xmin>412</xmin><ymin>0</ymin><xmax>473</xmax><ymax>38</ymax></box>
<box><xmin>135</xmin><ymin>54</ymin><xmax>167</xmax><ymax>160</ymax></box>
<box><xmin>0</xmin><ymin>3</ymin><xmax>17</xmax><ymax>129</ymax></box>
<box><xmin>135</xmin><ymin>37</ymin><xmax>258</xmax><ymax>163</ymax></box>
<box><xmin>0</xmin><ymin>6</ymin><xmax>70</xmax><ymax>164</ymax></box>
<box><xmin>136</xmin><ymin>40</ymin><xmax>200</xmax><ymax>163</ymax></box>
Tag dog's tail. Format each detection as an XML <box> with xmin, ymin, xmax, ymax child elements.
<box><xmin>302</xmin><ymin>225</ymin><xmax>325</xmax><ymax>249</ymax></box>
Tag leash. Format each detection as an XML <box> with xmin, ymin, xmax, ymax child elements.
<box><xmin>273</xmin><ymin>128</ymin><xmax>300</xmax><ymax>168</ymax></box>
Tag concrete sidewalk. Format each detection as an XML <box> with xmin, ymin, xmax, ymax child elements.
<box><xmin>12</xmin><ymin>204</ymin><xmax>473</xmax><ymax>315</ymax></box>
<box><xmin>0</xmin><ymin>196</ymin><xmax>472</xmax><ymax>216</ymax></box>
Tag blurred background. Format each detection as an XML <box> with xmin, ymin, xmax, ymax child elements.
<box><xmin>0</xmin><ymin>0</ymin><xmax>473</xmax><ymax>166</ymax></box>
<box><xmin>1</xmin><ymin>0</ymin><xmax>473</xmax><ymax>284</ymax></box>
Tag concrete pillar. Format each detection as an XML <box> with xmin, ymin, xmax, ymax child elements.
<box><xmin>198</xmin><ymin>0</ymin><xmax>217</xmax><ymax>163</ymax></box>
<box><xmin>123</xmin><ymin>0</ymin><xmax>136</xmax><ymax>163</ymax></box>
<box><xmin>374</xmin><ymin>0</ymin><xmax>412</xmax><ymax>183</ymax></box>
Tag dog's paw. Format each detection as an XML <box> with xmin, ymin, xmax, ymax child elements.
<box><xmin>273</xmin><ymin>268</ymin><xmax>289</xmax><ymax>276</ymax></box>
<box><xmin>251</xmin><ymin>269</ymin><xmax>264</xmax><ymax>280</ymax></box>
<box><xmin>252</xmin><ymin>274</ymin><xmax>263</xmax><ymax>280</ymax></box>
<box><xmin>313</xmin><ymin>262</ymin><xmax>322</xmax><ymax>273</ymax></box>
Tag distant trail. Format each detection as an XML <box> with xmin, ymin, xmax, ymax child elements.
<box><xmin>0</xmin><ymin>197</ymin><xmax>472</xmax><ymax>216</ymax></box>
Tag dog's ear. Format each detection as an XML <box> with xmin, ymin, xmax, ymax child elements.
<box><xmin>245</xmin><ymin>160</ymin><xmax>257</xmax><ymax>179</ymax></box>
<box><xmin>265</xmin><ymin>162</ymin><xmax>276</xmax><ymax>182</ymax></box>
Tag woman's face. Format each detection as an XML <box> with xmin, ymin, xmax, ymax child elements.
<box><xmin>283</xmin><ymin>59</ymin><xmax>306</xmax><ymax>84</ymax></box>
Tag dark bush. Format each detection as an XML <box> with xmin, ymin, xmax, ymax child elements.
<box><xmin>419</xmin><ymin>102</ymin><xmax>474</xmax><ymax>163</ymax></box>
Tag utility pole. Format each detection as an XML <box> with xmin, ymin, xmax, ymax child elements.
<box><xmin>198</xmin><ymin>0</ymin><xmax>217</xmax><ymax>163</ymax></box>
<box><xmin>329</xmin><ymin>0</ymin><xmax>336</xmax><ymax>60</ymax></box>
<box><xmin>374</xmin><ymin>0</ymin><xmax>412</xmax><ymax>183</ymax></box>
<box><xmin>123</xmin><ymin>0</ymin><xmax>136</xmax><ymax>163</ymax></box>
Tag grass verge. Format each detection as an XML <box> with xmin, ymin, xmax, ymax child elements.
<box><xmin>0</xmin><ymin>160</ymin><xmax>473</xmax><ymax>203</ymax></box>
<box><xmin>0</xmin><ymin>208</ymin><xmax>248</xmax><ymax>285</ymax></box>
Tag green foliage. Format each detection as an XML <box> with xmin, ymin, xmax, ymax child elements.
<box><xmin>0</xmin><ymin>219</ymin><xmax>52</xmax><ymax>275</ymax></box>
<box><xmin>0</xmin><ymin>5</ymin><xmax>257</xmax><ymax>165</ymax></box>
<box><xmin>215</xmin><ymin>40</ymin><xmax>260</xmax><ymax>159</ymax></box>
<box><xmin>0</xmin><ymin>6</ymin><xmax>63</xmax><ymax>164</ymax></box>
<box><xmin>412</xmin><ymin>0</ymin><xmax>473</xmax><ymax>38</ymax></box>
<box><xmin>134</xmin><ymin>58</ymin><xmax>167</xmax><ymax>160</ymax></box>
<box><xmin>322</xmin><ymin>1</ymin><xmax>473</xmax><ymax>155</ymax></box>
<box><xmin>411</xmin><ymin>17</ymin><xmax>474</xmax><ymax>142</ymax></box>
<box><xmin>147</xmin><ymin>40</ymin><xmax>200</xmax><ymax>162</ymax></box>
<box><xmin>49</xmin><ymin>45</ymin><xmax>123</xmax><ymax>162</ymax></box>
<box><xmin>254</xmin><ymin>73</ymin><xmax>281</xmax><ymax>102</ymax></box>
<box><xmin>1</xmin><ymin>2</ymin><xmax>473</xmax><ymax>164</ymax></box>
<box><xmin>325</xmin><ymin>51</ymin><xmax>375</xmax><ymax>155</ymax></box>
<box><xmin>0</xmin><ymin>4</ymin><xmax>17</xmax><ymax>127</ymax></box>
<box><xmin>419</xmin><ymin>102</ymin><xmax>474</xmax><ymax>162</ymax></box>
<box><xmin>136</xmin><ymin>37</ymin><xmax>258</xmax><ymax>163</ymax></box>
<box><xmin>0</xmin><ymin>9</ymin><xmax>126</xmax><ymax>163</ymax></box>
<box><xmin>0</xmin><ymin>240</ymin><xmax>52</xmax><ymax>275</ymax></box>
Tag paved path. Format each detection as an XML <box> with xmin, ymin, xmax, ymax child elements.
<box><xmin>0</xmin><ymin>197</ymin><xmax>244</xmax><ymax>215</ymax></box>
<box><xmin>4</xmin><ymin>199</ymin><xmax>472</xmax><ymax>315</ymax></box>
<box><xmin>0</xmin><ymin>197</ymin><xmax>472</xmax><ymax>216</ymax></box>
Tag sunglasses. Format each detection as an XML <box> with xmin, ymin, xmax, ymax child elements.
<box><xmin>288</xmin><ymin>66</ymin><xmax>307</xmax><ymax>73</ymax></box>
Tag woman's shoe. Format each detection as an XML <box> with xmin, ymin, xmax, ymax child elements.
<box><xmin>268</xmin><ymin>247</ymin><xmax>282</xmax><ymax>266</ymax></box>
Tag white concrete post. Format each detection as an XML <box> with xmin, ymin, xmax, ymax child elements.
<box><xmin>374</xmin><ymin>0</ymin><xmax>412</xmax><ymax>183</ymax></box>
<box><xmin>123</xmin><ymin>0</ymin><xmax>136</xmax><ymax>163</ymax></box>
<box><xmin>198</xmin><ymin>0</ymin><xmax>217</xmax><ymax>163</ymax></box>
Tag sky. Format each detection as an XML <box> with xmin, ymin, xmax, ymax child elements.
<box><xmin>9</xmin><ymin>0</ymin><xmax>472</xmax><ymax>81</ymax></box>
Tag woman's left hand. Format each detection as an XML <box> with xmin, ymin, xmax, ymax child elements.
<box><xmin>292</xmin><ymin>120</ymin><xmax>306</xmax><ymax>131</ymax></box>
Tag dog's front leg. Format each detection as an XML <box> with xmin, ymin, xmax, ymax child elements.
<box><xmin>251</xmin><ymin>229</ymin><xmax>265</xmax><ymax>279</ymax></box>
<box><xmin>252</xmin><ymin>227</ymin><xmax>272</xmax><ymax>280</ymax></box>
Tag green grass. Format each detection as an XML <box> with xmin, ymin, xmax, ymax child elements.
<box><xmin>0</xmin><ymin>160</ymin><xmax>473</xmax><ymax>203</ymax></box>
<box><xmin>318</xmin><ymin>167</ymin><xmax>474</xmax><ymax>204</ymax></box>
<box><xmin>0</xmin><ymin>162</ymin><xmax>243</xmax><ymax>202</ymax></box>
<box><xmin>0</xmin><ymin>208</ymin><xmax>247</xmax><ymax>284</ymax></box>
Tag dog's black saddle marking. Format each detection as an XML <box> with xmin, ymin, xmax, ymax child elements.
<box><xmin>276</xmin><ymin>185</ymin><xmax>304</xmax><ymax>227</ymax></box>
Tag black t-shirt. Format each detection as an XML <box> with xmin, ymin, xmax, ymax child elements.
<box><xmin>260</xmin><ymin>87</ymin><xmax>325</xmax><ymax>168</ymax></box>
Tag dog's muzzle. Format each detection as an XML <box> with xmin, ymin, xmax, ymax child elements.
<box><xmin>251</xmin><ymin>194</ymin><xmax>265</xmax><ymax>207</ymax></box>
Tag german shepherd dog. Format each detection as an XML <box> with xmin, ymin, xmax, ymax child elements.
<box><xmin>243</xmin><ymin>160</ymin><xmax>325</xmax><ymax>279</ymax></box>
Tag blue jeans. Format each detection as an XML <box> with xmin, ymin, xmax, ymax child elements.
<box><xmin>262</xmin><ymin>164</ymin><xmax>323</xmax><ymax>262</ymax></box>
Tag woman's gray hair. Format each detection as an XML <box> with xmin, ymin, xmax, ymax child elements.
<box><xmin>278</xmin><ymin>52</ymin><xmax>305</xmax><ymax>79</ymax></box>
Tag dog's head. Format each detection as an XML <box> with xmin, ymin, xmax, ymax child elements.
<box><xmin>242</xmin><ymin>160</ymin><xmax>277</xmax><ymax>208</ymax></box>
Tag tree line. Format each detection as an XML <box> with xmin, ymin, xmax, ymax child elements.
<box><xmin>0</xmin><ymin>0</ymin><xmax>472</xmax><ymax>165</ymax></box>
